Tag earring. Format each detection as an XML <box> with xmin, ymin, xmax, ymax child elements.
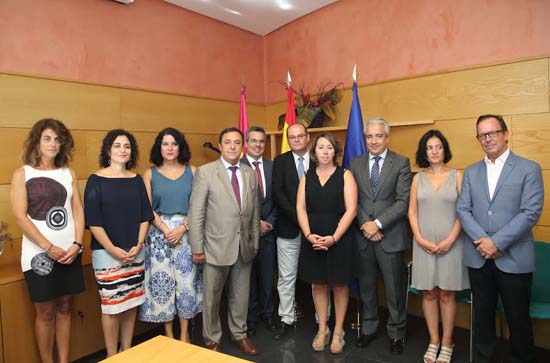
<box><xmin>107</xmin><ymin>158</ymin><xmax>111</xmax><ymax>166</ymax></box>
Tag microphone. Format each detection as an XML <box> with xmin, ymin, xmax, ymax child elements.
<box><xmin>203</xmin><ymin>142</ymin><xmax>221</xmax><ymax>154</ymax></box>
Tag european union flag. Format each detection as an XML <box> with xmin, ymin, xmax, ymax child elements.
<box><xmin>342</xmin><ymin>82</ymin><xmax>367</xmax><ymax>168</ymax></box>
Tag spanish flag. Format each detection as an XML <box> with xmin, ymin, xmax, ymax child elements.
<box><xmin>280</xmin><ymin>71</ymin><xmax>296</xmax><ymax>154</ymax></box>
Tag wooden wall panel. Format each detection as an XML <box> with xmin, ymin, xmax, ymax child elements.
<box><xmin>0</xmin><ymin>185</ymin><xmax>19</xmax><ymax>242</ymax></box>
<box><xmin>120</xmin><ymin>89</ymin><xmax>264</xmax><ymax>134</ymax></box>
<box><xmin>264</xmin><ymin>58</ymin><xmax>549</xmax><ymax>131</ymax></box>
<box><xmin>0</xmin><ymin>129</ymin><xmax>27</xmax><ymax>185</ymax></box>
<box><xmin>511</xmin><ymin>112</ymin><xmax>550</xmax><ymax>169</ymax></box>
<box><xmin>0</xmin><ymin>280</ymin><xmax>40</xmax><ymax>363</ymax></box>
<box><xmin>360</xmin><ymin>59</ymin><xmax>549</xmax><ymax>123</ymax></box>
<box><xmin>0</xmin><ymin>74</ymin><xmax>120</xmax><ymax>130</ymax></box>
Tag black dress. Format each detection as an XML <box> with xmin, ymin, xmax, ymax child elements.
<box><xmin>298</xmin><ymin>166</ymin><xmax>354</xmax><ymax>286</ymax></box>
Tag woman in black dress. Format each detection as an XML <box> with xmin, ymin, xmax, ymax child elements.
<box><xmin>296</xmin><ymin>132</ymin><xmax>358</xmax><ymax>354</ymax></box>
<box><xmin>84</xmin><ymin>129</ymin><xmax>153</xmax><ymax>357</ymax></box>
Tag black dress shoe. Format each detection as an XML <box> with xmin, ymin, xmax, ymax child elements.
<box><xmin>262</xmin><ymin>317</ymin><xmax>277</xmax><ymax>332</ymax></box>
<box><xmin>390</xmin><ymin>338</ymin><xmax>404</xmax><ymax>355</ymax></box>
<box><xmin>356</xmin><ymin>333</ymin><xmax>377</xmax><ymax>348</ymax></box>
<box><xmin>274</xmin><ymin>322</ymin><xmax>294</xmax><ymax>340</ymax></box>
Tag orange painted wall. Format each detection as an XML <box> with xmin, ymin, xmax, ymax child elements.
<box><xmin>0</xmin><ymin>0</ymin><xmax>265</xmax><ymax>103</ymax></box>
<box><xmin>263</xmin><ymin>0</ymin><xmax>550</xmax><ymax>103</ymax></box>
<box><xmin>1</xmin><ymin>0</ymin><xmax>549</xmax><ymax>106</ymax></box>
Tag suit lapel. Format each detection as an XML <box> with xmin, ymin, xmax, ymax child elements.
<box><xmin>240</xmin><ymin>164</ymin><xmax>249</xmax><ymax>211</ymax></box>
<box><xmin>491</xmin><ymin>153</ymin><xmax>516</xmax><ymax>203</ymax></box>
<box><xmin>373</xmin><ymin>151</ymin><xmax>393</xmax><ymax>199</ymax></box>
<box><xmin>216</xmin><ymin>160</ymin><xmax>240</xmax><ymax>210</ymax></box>
<box><xmin>477</xmin><ymin>162</ymin><xmax>491</xmax><ymax>202</ymax></box>
<box><xmin>359</xmin><ymin>155</ymin><xmax>372</xmax><ymax>198</ymax></box>
<box><xmin>264</xmin><ymin>160</ymin><xmax>272</xmax><ymax>199</ymax></box>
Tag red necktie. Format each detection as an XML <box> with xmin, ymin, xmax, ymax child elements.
<box><xmin>253</xmin><ymin>161</ymin><xmax>265</xmax><ymax>198</ymax></box>
<box><xmin>229</xmin><ymin>166</ymin><xmax>241</xmax><ymax>209</ymax></box>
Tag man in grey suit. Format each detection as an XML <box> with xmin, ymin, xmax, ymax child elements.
<box><xmin>457</xmin><ymin>114</ymin><xmax>544</xmax><ymax>363</ymax></box>
<box><xmin>350</xmin><ymin>118</ymin><xmax>412</xmax><ymax>355</ymax></box>
<box><xmin>241</xmin><ymin>126</ymin><xmax>278</xmax><ymax>335</ymax></box>
<box><xmin>188</xmin><ymin>127</ymin><xmax>260</xmax><ymax>355</ymax></box>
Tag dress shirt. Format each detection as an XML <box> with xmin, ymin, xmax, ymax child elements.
<box><xmin>292</xmin><ymin>151</ymin><xmax>310</xmax><ymax>177</ymax></box>
<box><xmin>246</xmin><ymin>155</ymin><xmax>266</xmax><ymax>199</ymax></box>
<box><xmin>368</xmin><ymin>149</ymin><xmax>388</xmax><ymax>230</ymax></box>
<box><xmin>485</xmin><ymin>148</ymin><xmax>510</xmax><ymax>200</ymax></box>
<box><xmin>221</xmin><ymin>157</ymin><xmax>243</xmax><ymax>204</ymax></box>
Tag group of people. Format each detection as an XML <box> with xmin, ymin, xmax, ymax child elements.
<box><xmin>11</xmin><ymin>114</ymin><xmax>543</xmax><ymax>363</ymax></box>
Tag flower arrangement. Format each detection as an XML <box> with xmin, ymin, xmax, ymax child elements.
<box><xmin>0</xmin><ymin>221</ymin><xmax>13</xmax><ymax>256</ymax></box>
<box><xmin>278</xmin><ymin>82</ymin><xmax>344</xmax><ymax>129</ymax></box>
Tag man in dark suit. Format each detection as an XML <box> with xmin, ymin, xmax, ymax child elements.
<box><xmin>272</xmin><ymin>123</ymin><xmax>310</xmax><ymax>339</ymax></box>
<box><xmin>457</xmin><ymin>114</ymin><xmax>544</xmax><ymax>363</ymax></box>
<box><xmin>241</xmin><ymin>126</ymin><xmax>278</xmax><ymax>335</ymax></box>
<box><xmin>188</xmin><ymin>127</ymin><xmax>260</xmax><ymax>355</ymax></box>
<box><xmin>350</xmin><ymin>118</ymin><xmax>412</xmax><ymax>355</ymax></box>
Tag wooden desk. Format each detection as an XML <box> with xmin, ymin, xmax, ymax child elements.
<box><xmin>100</xmin><ymin>335</ymin><xmax>251</xmax><ymax>363</ymax></box>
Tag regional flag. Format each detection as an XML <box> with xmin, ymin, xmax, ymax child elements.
<box><xmin>281</xmin><ymin>72</ymin><xmax>296</xmax><ymax>154</ymax></box>
<box><xmin>238</xmin><ymin>84</ymin><xmax>249</xmax><ymax>156</ymax></box>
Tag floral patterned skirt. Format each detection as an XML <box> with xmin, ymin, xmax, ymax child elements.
<box><xmin>138</xmin><ymin>213</ymin><xmax>203</xmax><ymax>322</ymax></box>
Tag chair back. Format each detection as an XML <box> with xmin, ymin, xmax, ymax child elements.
<box><xmin>532</xmin><ymin>241</ymin><xmax>550</xmax><ymax>303</ymax></box>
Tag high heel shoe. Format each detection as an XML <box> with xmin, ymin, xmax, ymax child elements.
<box><xmin>330</xmin><ymin>330</ymin><xmax>345</xmax><ymax>354</ymax></box>
<box><xmin>423</xmin><ymin>343</ymin><xmax>440</xmax><ymax>363</ymax></box>
<box><xmin>436</xmin><ymin>345</ymin><xmax>454</xmax><ymax>363</ymax></box>
<box><xmin>312</xmin><ymin>328</ymin><xmax>330</xmax><ymax>351</ymax></box>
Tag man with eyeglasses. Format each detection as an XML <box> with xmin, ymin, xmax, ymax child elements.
<box><xmin>272</xmin><ymin>123</ymin><xmax>310</xmax><ymax>339</ymax></box>
<box><xmin>241</xmin><ymin>126</ymin><xmax>278</xmax><ymax>335</ymax></box>
<box><xmin>457</xmin><ymin>114</ymin><xmax>544</xmax><ymax>363</ymax></box>
<box><xmin>350</xmin><ymin>118</ymin><xmax>412</xmax><ymax>355</ymax></box>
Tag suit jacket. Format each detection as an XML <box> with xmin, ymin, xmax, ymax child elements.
<box><xmin>272</xmin><ymin>151</ymin><xmax>307</xmax><ymax>239</ymax></box>
<box><xmin>456</xmin><ymin>151</ymin><xmax>544</xmax><ymax>273</ymax></box>
<box><xmin>350</xmin><ymin>150</ymin><xmax>412</xmax><ymax>253</ymax></box>
<box><xmin>241</xmin><ymin>157</ymin><xmax>277</xmax><ymax>242</ymax></box>
<box><xmin>188</xmin><ymin>159</ymin><xmax>260</xmax><ymax>266</ymax></box>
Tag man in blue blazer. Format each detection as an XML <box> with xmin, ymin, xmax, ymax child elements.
<box><xmin>241</xmin><ymin>126</ymin><xmax>278</xmax><ymax>335</ymax></box>
<box><xmin>457</xmin><ymin>114</ymin><xmax>544</xmax><ymax>363</ymax></box>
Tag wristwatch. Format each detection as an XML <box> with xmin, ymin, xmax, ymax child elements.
<box><xmin>73</xmin><ymin>241</ymin><xmax>83</xmax><ymax>253</ymax></box>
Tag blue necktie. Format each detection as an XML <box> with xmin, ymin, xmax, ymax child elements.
<box><xmin>370</xmin><ymin>156</ymin><xmax>381</xmax><ymax>193</ymax></box>
<box><xmin>297</xmin><ymin>157</ymin><xmax>305</xmax><ymax>179</ymax></box>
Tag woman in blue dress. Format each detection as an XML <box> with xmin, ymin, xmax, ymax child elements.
<box><xmin>138</xmin><ymin>128</ymin><xmax>202</xmax><ymax>342</ymax></box>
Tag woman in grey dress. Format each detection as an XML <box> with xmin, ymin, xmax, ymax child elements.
<box><xmin>408</xmin><ymin>130</ymin><xmax>469</xmax><ymax>363</ymax></box>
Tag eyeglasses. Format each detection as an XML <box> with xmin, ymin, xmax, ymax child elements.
<box><xmin>476</xmin><ymin>129</ymin><xmax>504</xmax><ymax>140</ymax></box>
<box><xmin>288</xmin><ymin>134</ymin><xmax>306</xmax><ymax>141</ymax></box>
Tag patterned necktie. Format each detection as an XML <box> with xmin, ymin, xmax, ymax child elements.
<box><xmin>229</xmin><ymin>166</ymin><xmax>241</xmax><ymax>209</ymax></box>
<box><xmin>252</xmin><ymin>161</ymin><xmax>265</xmax><ymax>198</ymax></box>
<box><xmin>370</xmin><ymin>156</ymin><xmax>381</xmax><ymax>194</ymax></box>
<box><xmin>297</xmin><ymin>156</ymin><xmax>305</xmax><ymax>179</ymax></box>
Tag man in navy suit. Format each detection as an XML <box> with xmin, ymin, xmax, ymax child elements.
<box><xmin>457</xmin><ymin>114</ymin><xmax>544</xmax><ymax>363</ymax></box>
<box><xmin>272</xmin><ymin>123</ymin><xmax>310</xmax><ymax>339</ymax></box>
<box><xmin>242</xmin><ymin>126</ymin><xmax>278</xmax><ymax>335</ymax></box>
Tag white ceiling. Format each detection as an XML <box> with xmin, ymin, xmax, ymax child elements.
<box><xmin>162</xmin><ymin>0</ymin><xmax>338</xmax><ymax>36</ymax></box>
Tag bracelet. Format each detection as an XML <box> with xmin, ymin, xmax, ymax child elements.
<box><xmin>46</xmin><ymin>243</ymin><xmax>53</xmax><ymax>254</ymax></box>
<box><xmin>331</xmin><ymin>235</ymin><xmax>337</xmax><ymax>243</ymax></box>
<box><xmin>73</xmin><ymin>241</ymin><xmax>83</xmax><ymax>253</ymax></box>
<box><xmin>306</xmin><ymin>233</ymin><xmax>312</xmax><ymax>239</ymax></box>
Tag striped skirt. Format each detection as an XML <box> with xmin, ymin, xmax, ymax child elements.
<box><xmin>92</xmin><ymin>249</ymin><xmax>145</xmax><ymax>315</ymax></box>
